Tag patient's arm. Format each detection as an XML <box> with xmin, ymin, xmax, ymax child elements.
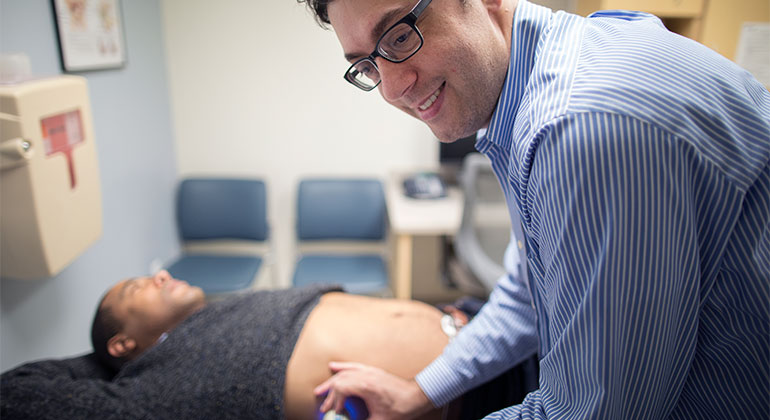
<box><xmin>284</xmin><ymin>292</ymin><xmax>450</xmax><ymax>420</ymax></box>
<box><xmin>0</xmin><ymin>355</ymin><xmax>148</xmax><ymax>420</ymax></box>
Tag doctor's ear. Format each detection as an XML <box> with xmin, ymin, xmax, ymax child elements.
<box><xmin>107</xmin><ymin>334</ymin><xmax>137</xmax><ymax>358</ymax></box>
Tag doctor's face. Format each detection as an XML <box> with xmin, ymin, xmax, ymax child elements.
<box><xmin>328</xmin><ymin>0</ymin><xmax>512</xmax><ymax>142</ymax></box>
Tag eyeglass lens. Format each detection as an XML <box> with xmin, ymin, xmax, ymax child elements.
<box><xmin>346</xmin><ymin>23</ymin><xmax>423</xmax><ymax>90</ymax></box>
<box><xmin>349</xmin><ymin>60</ymin><xmax>381</xmax><ymax>89</ymax></box>
<box><xmin>379</xmin><ymin>23</ymin><xmax>422</xmax><ymax>61</ymax></box>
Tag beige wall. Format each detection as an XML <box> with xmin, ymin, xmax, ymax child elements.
<box><xmin>160</xmin><ymin>0</ymin><xmax>578</xmax><ymax>289</ymax></box>
<box><xmin>1</xmin><ymin>0</ymin><xmax>180</xmax><ymax>371</ymax></box>
<box><xmin>700</xmin><ymin>0</ymin><xmax>770</xmax><ymax>61</ymax></box>
<box><xmin>160</xmin><ymin>0</ymin><xmax>577</xmax><ymax>289</ymax></box>
<box><xmin>161</xmin><ymin>0</ymin><xmax>438</xmax><ymax>287</ymax></box>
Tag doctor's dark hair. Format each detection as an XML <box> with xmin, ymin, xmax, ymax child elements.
<box><xmin>297</xmin><ymin>0</ymin><xmax>333</xmax><ymax>27</ymax></box>
<box><xmin>299</xmin><ymin>0</ymin><xmax>469</xmax><ymax>28</ymax></box>
<box><xmin>90</xmin><ymin>294</ymin><xmax>128</xmax><ymax>372</ymax></box>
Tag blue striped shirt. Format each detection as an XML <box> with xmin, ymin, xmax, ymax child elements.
<box><xmin>415</xmin><ymin>1</ymin><xmax>770</xmax><ymax>418</ymax></box>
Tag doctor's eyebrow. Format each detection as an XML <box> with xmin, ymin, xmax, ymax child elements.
<box><xmin>343</xmin><ymin>8</ymin><xmax>408</xmax><ymax>62</ymax></box>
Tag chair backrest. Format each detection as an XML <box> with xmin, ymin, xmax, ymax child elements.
<box><xmin>296</xmin><ymin>178</ymin><xmax>386</xmax><ymax>241</ymax></box>
<box><xmin>454</xmin><ymin>153</ymin><xmax>511</xmax><ymax>293</ymax></box>
<box><xmin>177</xmin><ymin>178</ymin><xmax>268</xmax><ymax>242</ymax></box>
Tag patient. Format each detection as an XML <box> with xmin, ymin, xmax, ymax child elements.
<box><xmin>2</xmin><ymin>271</ymin><xmax>534</xmax><ymax>420</ymax></box>
<box><xmin>94</xmin><ymin>270</ymin><xmax>449</xmax><ymax>419</ymax></box>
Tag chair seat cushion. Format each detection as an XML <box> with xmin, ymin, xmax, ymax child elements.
<box><xmin>166</xmin><ymin>255</ymin><xmax>262</xmax><ymax>295</ymax></box>
<box><xmin>292</xmin><ymin>255</ymin><xmax>388</xmax><ymax>295</ymax></box>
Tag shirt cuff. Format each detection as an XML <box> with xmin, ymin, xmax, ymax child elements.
<box><xmin>415</xmin><ymin>354</ymin><xmax>471</xmax><ymax>407</ymax></box>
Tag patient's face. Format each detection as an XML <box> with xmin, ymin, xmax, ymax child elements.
<box><xmin>104</xmin><ymin>270</ymin><xmax>205</xmax><ymax>344</ymax></box>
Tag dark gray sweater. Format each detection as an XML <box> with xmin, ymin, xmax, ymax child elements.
<box><xmin>1</xmin><ymin>284</ymin><xmax>340</xmax><ymax>420</ymax></box>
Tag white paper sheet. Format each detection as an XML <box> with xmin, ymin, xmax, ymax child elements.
<box><xmin>735</xmin><ymin>22</ymin><xmax>770</xmax><ymax>89</ymax></box>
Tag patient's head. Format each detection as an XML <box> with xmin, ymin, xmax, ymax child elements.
<box><xmin>91</xmin><ymin>270</ymin><xmax>206</xmax><ymax>370</ymax></box>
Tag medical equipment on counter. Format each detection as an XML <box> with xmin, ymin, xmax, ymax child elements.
<box><xmin>0</xmin><ymin>75</ymin><xmax>102</xmax><ymax>279</ymax></box>
<box><xmin>403</xmin><ymin>172</ymin><xmax>447</xmax><ymax>199</ymax></box>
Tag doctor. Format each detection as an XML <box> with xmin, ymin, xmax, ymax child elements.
<box><xmin>300</xmin><ymin>0</ymin><xmax>770</xmax><ymax>418</ymax></box>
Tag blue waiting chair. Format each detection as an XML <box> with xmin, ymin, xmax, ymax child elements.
<box><xmin>292</xmin><ymin>178</ymin><xmax>391</xmax><ymax>296</ymax></box>
<box><xmin>165</xmin><ymin>178</ymin><xmax>271</xmax><ymax>296</ymax></box>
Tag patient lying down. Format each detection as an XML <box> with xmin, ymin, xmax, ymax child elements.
<box><xmin>94</xmin><ymin>270</ymin><xmax>451</xmax><ymax>419</ymax></box>
<box><xmin>2</xmin><ymin>271</ymin><xmax>532</xmax><ymax>419</ymax></box>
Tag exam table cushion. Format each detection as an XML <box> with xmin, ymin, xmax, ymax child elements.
<box><xmin>0</xmin><ymin>284</ymin><xmax>340</xmax><ymax>420</ymax></box>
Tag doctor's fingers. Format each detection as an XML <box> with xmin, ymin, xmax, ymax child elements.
<box><xmin>317</xmin><ymin>386</ymin><xmax>347</xmax><ymax>415</ymax></box>
<box><xmin>315</xmin><ymin>361</ymin><xmax>386</xmax><ymax>399</ymax></box>
<box><xmin>320</xmin><ymin>368</ymin><xmax>417</xmax><ymax>420</ymax></box>
<box><xmin>328</xmin><ymin>361</ymin><xmax>372</xmax><ymax>373</ymax></box>
<box><xmin>317</xmin><ymin>369</ymin><xmax>374</xmax><ymax>413</ymax></box>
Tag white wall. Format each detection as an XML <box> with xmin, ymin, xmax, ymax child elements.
<box><xmin>539</xmin><ymin>0</ymin><xmax>575</xmax><ymax>13</ymax></box>
<box><xmin>161</xmin><ymin>0</ymin><xmax>438</xmax><ymax>286</ymax></box>
<box><xmin>0</xmin><ymin>0</ymin><xmax>577</xmax><ymax>372</ymax></box>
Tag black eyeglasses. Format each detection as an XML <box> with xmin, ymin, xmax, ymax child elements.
<box><xmin>344</xmin><ymin>0</ymin><xmax>433</xmax><ymax>91</ymax></box>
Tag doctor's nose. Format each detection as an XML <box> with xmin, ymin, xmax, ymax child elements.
<box><xmin>376</xmin><ymin>58</ymin><xmax>416</xmax><ymax>103</ymax></box>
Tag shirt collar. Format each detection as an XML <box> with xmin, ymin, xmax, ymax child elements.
<box><xmin>477</xmin><ymin>0</ymin><xmax>552</xmax><ymax>152</ymax></box>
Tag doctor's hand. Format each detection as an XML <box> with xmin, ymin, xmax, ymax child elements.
<box><xmin>314</xmin><ymin>361</ymin><xmax>432</xmax><ymax>420</ymax></box>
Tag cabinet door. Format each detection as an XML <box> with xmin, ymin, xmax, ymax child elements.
<box><xmin>577</xmin><ymin>0</ymin><xmax>704</xmax><ymax>18</ymax></box>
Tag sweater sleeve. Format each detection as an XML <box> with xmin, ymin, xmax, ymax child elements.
<box><xmin>1</xmin><ymin>356</ymin><xmax>151</xmax><ymax>420</ymax></box>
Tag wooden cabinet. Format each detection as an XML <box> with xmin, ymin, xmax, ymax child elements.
<box><xmin>576</xmin><ymin>0</ymin><xmax>704</xmax><ymax>39</ymax></box>
<box><xmin>577</xmin><ymin>0</ymin><xmax>704</xmax><ymax>18</ymax></box>
<box><xmin>699</xmin><ymin>0</ymin><xmax>769</xmax><ymax>61</ymax></box>
<box><xmin>575</xmin><ymin>0</ymin><xmax>769</xmax><ymax>61</ymax></box>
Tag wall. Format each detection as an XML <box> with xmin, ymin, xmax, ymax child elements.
<box><xmin>0</xmin><ymin>0</ymin><xmax>179</xmax><ymax>372</ymax></box>
<box><xmin>699</xmin><ymin>0</ymin><xmax>769</xmax><ymax>61</ymax></box>
<box><xmin>0</xmin><ymin>0</ymin><xmax>576</xmax><ymax>371</ymax></box>
<box><xmin>161</xmin><ymin>0</ymin><xmax>439</xmax><ymax>287</ymax></box>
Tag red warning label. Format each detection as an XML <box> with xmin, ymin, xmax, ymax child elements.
<box><xmin>41</xmin><ymin>110</ymin><xmax>84</xmax><ymax>189</ymax></box>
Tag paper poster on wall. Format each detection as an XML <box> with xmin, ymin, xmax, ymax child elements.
<box><xmin>52</xmin><ymin>0</ymin><xmax>127</xmax><ymax>71</ymax></box>
<box><xmin>735</xmin><ymin>22</ymin><xmax>770</xmax><ymax>90</ymax></box>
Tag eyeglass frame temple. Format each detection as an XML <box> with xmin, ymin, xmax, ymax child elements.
<box><xmin>408</xmin><ymin>0</ymin><xmax>432</xmax><ymax>20</ymax></box>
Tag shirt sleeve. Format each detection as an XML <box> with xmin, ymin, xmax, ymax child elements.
<box><xmin>415</xmin><ymin>236</ymin><xmax>539</xmax><ymax>406</ymax></box>
<box><xmin>484</xmin><ymin>113</ymin><xmax>702</xmax><ymax>419</ymax></box>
